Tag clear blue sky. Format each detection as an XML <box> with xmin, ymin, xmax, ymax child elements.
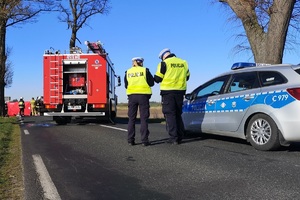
<box><xmin>5</xmin><ymin>1</ymin><xmax>300</xmax><ymax>103</ymax></box>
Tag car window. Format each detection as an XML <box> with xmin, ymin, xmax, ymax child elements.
<box><xmin>228</xmin><ymin>72</ymin><xmax>258</xmax><ymax>93</ymax></box>
<box><xmin>295</xmin><ymin>68</ymin><xmax>300</xmax><ymax>75</ymax></box>
<box><xmin>259</xmin><ymin>71</ymin><xmax>286</xmax><ymax>87</ymax></box>
<box><xmin>195</xmin><ymin>76</ymin><xmax>228</xmax><ymax>98</ymax></box>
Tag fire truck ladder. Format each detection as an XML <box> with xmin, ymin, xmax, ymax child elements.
<box><xmin>85</xmin><ymin>40</ymin><xmax>116</xmax><ymax>124</ymax></box>
<box><xmin>85</xmin><ymin>41</ymin><xmax>106</xmax><ymax>55</ymax></box>
<box><xmin>49</xmin><ymin>55</ymin><xmax>62</xmax><ymax>105</ymax></box>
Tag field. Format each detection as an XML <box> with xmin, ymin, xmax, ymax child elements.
<box><xmin>117</xmin><ymin>102</ymin><xmax>164</xmax><ymax>119</ymax></box>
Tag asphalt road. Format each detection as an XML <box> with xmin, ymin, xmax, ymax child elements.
<box><xmin>20</xmin><ymin>116</ymin><xmax>300</xmax><ymax>200</ymax></box>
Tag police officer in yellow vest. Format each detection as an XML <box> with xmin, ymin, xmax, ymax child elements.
<box><xmin>124</xmin><ymin>57</ymin><xmax>154</xmax><ymax>146</ymax></box>
<box><xmin>154</xmin><ymin>48</ymin><xmax>190</xmax><ymax>145</ymax></box>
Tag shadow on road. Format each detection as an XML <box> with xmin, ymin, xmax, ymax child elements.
<box><xmin>115</xmin><ymin>117</ymin><xmax>165</xmax><ymax>125</ymax></box>
<box><xmin>19</xmin><ymin>116</ymin><xmax>300</xmax><ymax>151</ymax></box>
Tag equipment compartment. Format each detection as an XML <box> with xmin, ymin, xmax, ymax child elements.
<box><xmin>69</xmin><ymin>73</ymin><xmax>85</xmax><ymax>87</ymax></box>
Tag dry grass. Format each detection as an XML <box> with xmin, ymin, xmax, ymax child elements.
<box><xmin>117</xmin><ymin>105</ymin><xmax>164</xmax><ymax>119</ymax></box>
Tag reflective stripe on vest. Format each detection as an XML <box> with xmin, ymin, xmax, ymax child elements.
<box><xmin>19</xmin><ymin>101</ymin><xmax>24</xmax><ymax>108</ymax></box>
<box><xmin>126</xmin><ymin>66</ymin><xmax>152</xmax><ymax>95</ymax></box>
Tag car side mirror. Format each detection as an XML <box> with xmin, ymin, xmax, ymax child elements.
<box><xmin>117</xmin><ymin>76</ymin><xmax>121</xmax><ymax>87</ymax></box>
<box><xmin>185</xmin><ymin>93</ymin><xmax>193</xmax><ymax>100</ymax></box>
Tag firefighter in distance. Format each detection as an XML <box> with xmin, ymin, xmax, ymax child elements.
<box><xmin>18</xmin><ymin>97</ymin><xmax>25</xmax><ymax>116</ymax></box>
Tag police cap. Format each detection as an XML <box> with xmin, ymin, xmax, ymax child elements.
<box><xmin>158</xmin><ymin>48</ymin><xmax>170</xmax><ymax>59</ymax></box>
<box><xmin>132</xmin><ymin>57</ymin><xmax>144</xmax><ymax>62</ymax></box>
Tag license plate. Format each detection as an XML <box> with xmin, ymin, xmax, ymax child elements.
<box><xmin>68</xmin><ymin>105</ymin><xmax>81</xmax><ymax>110</ymax></box>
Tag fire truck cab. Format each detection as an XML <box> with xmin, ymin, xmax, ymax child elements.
<box><xmin>43</xmin><ymin>41</ymin><xmax>121</xmax><ymax>124</ymax></box>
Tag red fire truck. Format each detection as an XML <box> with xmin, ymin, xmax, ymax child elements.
<box><xmin>43</xmin><ymin>41</ymin><xmax>121</xmax><ymax>124</ymax></box>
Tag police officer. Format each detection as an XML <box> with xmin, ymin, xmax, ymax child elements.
<box><xmin>18</xmin><ymin>97</ymin><xmax>25</xmax><ymax>117</ymax></box>
<box><xmin>154</xmin><ymin>48</ymin><xmax>190</xmax><ymax>144</ymax></box>
<box><xmin>124</xmin><ymin>57</ymin><xmax>154</xmax><ymax>146</ymax></box>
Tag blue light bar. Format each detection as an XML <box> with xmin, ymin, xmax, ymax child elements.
<box><xmin>231</xmin><ymin>62</ymin><xmax>256</xmax><ymax>70</ymax></box>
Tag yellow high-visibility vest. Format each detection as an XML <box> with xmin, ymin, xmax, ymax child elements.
<box><xmin>19</xmin><ymin>101</ymin><xmax>25</xmax><ymax>108</ymax></box>
<box><xmin>155</xmin><ymin>57</ymin><xmax>189</xmax><ymax>91</ymax></box>
<box><xmin>126</xmin><ymin>66</ymin><xmax>152</xmax><ymax>95</ymax></box>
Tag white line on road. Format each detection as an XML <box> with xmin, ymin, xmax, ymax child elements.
<box><xmin>100</xmin><ymin>124</ymin><xmax>127</xmax><ymax>132</ymax></box>
<box><xmin>24</xmin><ymin>129</ymin><xmax>30</xmax><ymax>135</ymax></box>
<box><xmin>32</xmin><ymin>154</ymin><xmax>61</xmax><ymax>200</ymax></box>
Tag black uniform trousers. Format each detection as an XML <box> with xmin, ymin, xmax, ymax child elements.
<box><xmin>127</xmin><ymin>94</ymin><xmax>150</xmax><ymax>144</ymax></box>
<box><xmin>162</xmin><ymin>93</ymin><xmax>184</xmax><ymax>142</ymax></box>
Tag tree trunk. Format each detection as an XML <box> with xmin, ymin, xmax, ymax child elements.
<box><xmin>69</xmin><ymin>32</ymin><xmax>76</xmax><ymax>49</ymax></box>
<box><xmin>225</xmin><ymin>0</ymin><xmax>296</xmax><ymax>64</ymax></box>
<box><xmin>0</xmin><ymin>21</ymin><xmax>7</xmax><ymax>117</ymax></box>
<box><xmin>263</xmin><ymin>1</ymin><xmax>295</xmax><ymax>64</ymax></box>
<box><xmin>69</xmin><ymin>26</ymin><xmax>77</xmax><ymax>52</ymax></box>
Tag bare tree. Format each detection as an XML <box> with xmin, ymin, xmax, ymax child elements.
<box><xmin>219</xmin><ymin>0</ymin><xmax>300</xmax><ymax>64</ymax></box>
<box><xmin>0</xmin><ymin>0</ymin><xmax>56</xmax><ymax>116</ymax></box>
<box><xmin>58</xmin><ymin>0</ymin><xmax>110</xmax><ymax>51</ymax></box>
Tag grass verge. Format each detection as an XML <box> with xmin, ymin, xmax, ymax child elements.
<box><xmin>0</xmin><ymin>117</ymin><xmax>24</xmax><ymax>199</ymax></box>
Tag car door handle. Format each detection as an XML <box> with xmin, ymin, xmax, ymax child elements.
<box><xmin>243</xmin><ymin>96</ymin><xmax>254</xmax><ymax>101</ymax></box>
<box><xmin>88</xmin><ymin>80</ymin><xmax>92</xmax><ymax>96</ymax></box>
<box><xmin>207</xmin><ymin>100</ymin><xmax>215</xmax><ymax>105</ymax></box>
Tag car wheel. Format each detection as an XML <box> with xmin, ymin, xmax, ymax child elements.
<box><xmin>246</xmin><ymin>114</ymin><xmax>281</xmax><ymax>151</ymax></box>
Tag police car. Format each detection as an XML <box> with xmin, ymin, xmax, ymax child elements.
<box><xmin>182</xmin><ymin>62</ymin><xmax>300</xmax><ymax>151</ymax></box>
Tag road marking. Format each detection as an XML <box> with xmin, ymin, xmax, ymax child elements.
<box><xmin>32</xmin><ymin>154</ymin><xmax>61</xmax><ymax>200</ymax></box>
<box><xmin>24</xmin><ymin>130</ymin><xmax>30</xmax><ymax>135</ymax></box>
<box><xmin>100</xmin><ymin>124</ymin><xmax>127</xmax><ymax>132</ymax></box>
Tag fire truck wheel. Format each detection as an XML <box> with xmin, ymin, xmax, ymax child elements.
<box><xmin>111</xmin><ymin>111</ymin><xmax>116</xmax><ymax>120</ymax></box>
<box><xmin>53</xmin><ymin>116</ymin><xmax>71</xmax><ymax>125</ymax></box>
<box><xmin>108</xmin><ymin>99</ymin><xmax>116</xmax><ymax>122</ymax></box>
<box><xmin>104</xmin><ymin>111</ymin><xmax>116</xmax><ymax>123</ymax></box>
